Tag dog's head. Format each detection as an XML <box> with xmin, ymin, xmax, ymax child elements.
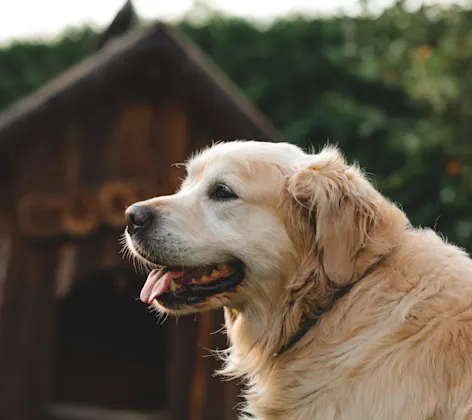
<box><xmin>124</xmin><ymin>141</ymin><xmax>406</xmax><ymax>317</ymax></box>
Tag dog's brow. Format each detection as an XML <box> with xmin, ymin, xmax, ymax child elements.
<box><xmin>186</xmin><ymin>159</ymin><xmax>207</xmax><ymax>180</ymax></box>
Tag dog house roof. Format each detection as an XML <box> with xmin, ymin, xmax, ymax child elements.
<box><xmin>0</xmin><ymin>21</ymin><xmax>282</xmax><ymax>155</ymax></box>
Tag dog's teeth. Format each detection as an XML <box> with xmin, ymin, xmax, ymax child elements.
<box><xmin>203</xmin><ymin>267</ymin><xmax>213</xmax><ymax>276</ymax></box>
<box><xmin>169</xmin><ymin>279</ymin><xmax>177</xmax><ymax>292</ymax></box>
<box><xmin>199</xmin><ymin>275</ymin><xmax>208</xmax><ymax>283</ymax></box>
<box><xmin>216</xmin><ymin>263</ymin><xmax>229</xmax><ymax>270</ymax></box>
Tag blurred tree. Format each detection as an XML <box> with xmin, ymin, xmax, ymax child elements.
<box><xmin>0</xmin><ymin>27</ymin><xmax>95</xmax><ymax>110</ymax></box>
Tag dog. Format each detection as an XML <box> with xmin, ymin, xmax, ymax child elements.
<box><xmin>124</xmin><ymin>140</ymin><xmax>472</xmax><ymax>420</ymax></box>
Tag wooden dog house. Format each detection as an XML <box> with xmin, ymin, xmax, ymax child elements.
<box><xmin>0</xmin><ymin>21</ymin><xmax>281</xmax><ymax>420</ymax></box>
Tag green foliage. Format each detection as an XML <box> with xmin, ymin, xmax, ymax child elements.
<box><xmin>2</xmin><ymin>4</ymin><xmax>472</xmax><ymax>250</ymax></box>
<box><xmin>0</xmin><ymin>27</ymin><xmax>95</xmax><ymax>110</ymax></box>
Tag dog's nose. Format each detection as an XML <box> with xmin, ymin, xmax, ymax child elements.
<box><xmin>125</xmin><ymin>204</ymin><xmax>153</xmax><ymax>235</ymax></box>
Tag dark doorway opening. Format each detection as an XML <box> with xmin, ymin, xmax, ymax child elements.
<box><xmin>48</xmin><ymin>270</ymin><xmax>167</xmax><ymax>418</ymax></box>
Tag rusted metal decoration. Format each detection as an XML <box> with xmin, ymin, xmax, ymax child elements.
<box><xmin>98</xmin><ymin>180</ymin><xmax>137</xmax><ymax>228</ymax></box>
<box><xmin>62</xmin><ymin>188</ymin><xmax>100</xmax><ymax>237</ymax></box>
<box><xmin>16</xmin><ymin>181</ymin><xmax>156</xmax><ymax>238</ymax></box>
<box><xmin>17</xmin><ymin>193</ymin><xmax>64</xmax><ymax>238</ymax></box>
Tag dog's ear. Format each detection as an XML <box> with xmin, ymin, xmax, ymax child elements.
<box><xmin>287</xmin><ymin>146</ymin><xmax>404</xmax><ymax>285</ymax></box>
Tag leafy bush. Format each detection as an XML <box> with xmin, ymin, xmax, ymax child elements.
<box><xmin>0</xmin><ymin>27</ymin><xmax>95</xmax><ymax>110</ymax></box>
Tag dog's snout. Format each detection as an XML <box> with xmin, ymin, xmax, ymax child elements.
<box><xmin>125</xmin><ymin>204</ymin><xmax>153</xmax><ymax>235</ymax></box>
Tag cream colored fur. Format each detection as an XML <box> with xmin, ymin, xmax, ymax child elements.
<box><xmin>126</xmin><ymin>141</ymin><xmax>472</xmax><ymax>420</ymax></box>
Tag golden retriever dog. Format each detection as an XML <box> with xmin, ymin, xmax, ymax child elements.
<box><xmin>124</xmin><ymin>140</ymin><xmax>472</xmax><ymax>420</ymax></box>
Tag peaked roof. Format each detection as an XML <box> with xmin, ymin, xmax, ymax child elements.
<box><xmin>0</xmin><ymin>22</ymin><xmax>282</xmax><ymax>154</ymax></box>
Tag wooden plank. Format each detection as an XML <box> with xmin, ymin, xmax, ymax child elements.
<box><xmin>0</xmin><ymin>170</ymin><xmax>12</xmax><ymax>322</ymax></box>
<box><xmin>70</xmin><ymin>99</ymin><xmax>125</xmax><ymax>282</ymax></box>
<box><xmin>0</xmin><ymin>235</ymin><xmax>11</xmax><ymax>314</ymax></box>
<box><xmin>201</xmin><ymin>311</ymin><xmax>226</xmax><ymax>420</ymax></box>
<box><xmin>55</xmin><ymin>123</ymin><xmax>81</xmax><ymax>298</ymax></box>
<box><xmin>167</xmin><ymin>317</ymin><xmax>198</xmax><ymax>420</ymax></box>
<box><xmin>187</xmin><ymin>116</ymin><xmax>215</xmax><ymax>165</ymax></box>
<box><xmin>0</xmin><ymin>129</ymin><xmax>65</xmax><ymax>419</ymax></box>
<box><xmin>0</xmin><ymin>239</ymin><xmax>58</xmax><ymax>419</ymax></box>
<box><xmin>27</xmin><ymin>247</ymin><xmax>60</xmax><ymax>417</ymax></box>
<box><xmin>110</xmin><ymin>102</ymin><xmax>154</xmax><ymax>179</ymax></box>
<box><xmin>55</xmin><ymin>243</ymin><xmax>78</xmax><ymax>299</ymax></box>
<box><xmin>77</xmin><ymin>99</ymin><xmax>116</xmax><ymax>187</ymax></box>
<box><xmin>190</xmin><ymin>312</ymin><xmax>213</xmax><ymax>420</ymax></box>
<box><xmin>150</xmin><ymin>99</ymin><xmax>189</xmax><ymax>194</ymax></box>
<box><xmin>0</xmin><ymin>159</ymin><xmax>13</xmax><ymax>402</ymax></box>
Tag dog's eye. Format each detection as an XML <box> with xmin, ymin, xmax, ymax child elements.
<box><xmin>208</xmin><ymin>183</ymin><xmax>238</xmax><ymax>200</ymax></box>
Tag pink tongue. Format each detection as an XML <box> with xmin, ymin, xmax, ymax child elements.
<box><xmin>140</xmin><ymin>269</ymin><xmax>185</xmax><ymax>304</ymax></box>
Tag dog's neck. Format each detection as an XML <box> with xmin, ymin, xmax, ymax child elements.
<box><xmin>274</xmin><ymin>254</ymin><xmax>387</xmax><ymax>357</ymax></box>
<box><xmin>273</xmin><ymin>279</ymin><xmax>357</xmax><ymax>357</ymax></box>
<box><xmin>220</xmin><ymin>261</ymin><xmax>378</xmax><ymax>380</ymax></box>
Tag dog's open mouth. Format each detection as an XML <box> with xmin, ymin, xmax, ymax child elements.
<box><xmin>140</xmin><ymin>261</ymin><xmax>244</xmax><ymax>306</ymax></box>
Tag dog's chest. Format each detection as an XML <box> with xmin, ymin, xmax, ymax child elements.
<box><xmin>243</xmin><ymin>357</ymin><xmax>349</xmax><ymax>420</ymax></box>
<box><xmin>241</xmin><ymin>335</ymin><xmax>443</xmax><ymax>420</ymax></box>
<box><xmin>243</xmin><ymin>363</ymin><xmax>420</xmax><ymax>420</ymax></box>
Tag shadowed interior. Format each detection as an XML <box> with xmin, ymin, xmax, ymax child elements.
<box><xmin>51</xmin><ymin>271</ymin><xmax>167</xmax><ymax>411</ymax></box>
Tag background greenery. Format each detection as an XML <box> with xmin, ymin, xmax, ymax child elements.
<box><xmin>2</xmin><ymin>1</ymin><xmax>472</xmax><ymax>250</ymax></box>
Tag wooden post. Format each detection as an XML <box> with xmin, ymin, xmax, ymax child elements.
<box><xmin>167</xmin><ymin>317</ymin><xmax>198</xmax><ymax>420</ymax></box>
<box><xmin>190</xmin><ymin>312</ymin><xmax>213</xmax><ymax>420</ymax></box>
<box><xmin>151</xmin><ymin>100</ymin><xmax>189</xmax><ymax>194</ymax></box>
<box><xmin>0</xmin><ymin>131</ymin><xmax>65</xmax><ymax>419</ymax></box>
<box><xmin>0</xmin><ymin>232</ymin><xmax>59</xmax><ymax>419</ymax></box>
<box><xmin>110</xmin><ymin>103</ymin><xmax>154</xmax><ymax>179</ymax></box>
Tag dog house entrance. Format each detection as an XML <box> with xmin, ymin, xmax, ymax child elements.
<box><xmin>46</xmin><ymin>270</ymin><xmax>168</xmax><ymax>420</ymax></box>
